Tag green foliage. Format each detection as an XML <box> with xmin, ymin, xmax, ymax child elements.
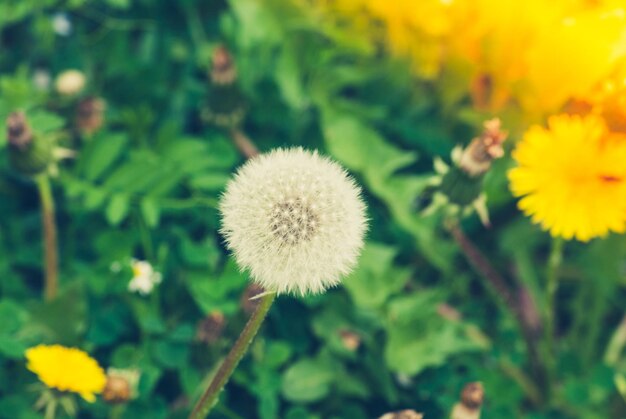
<box><xmin>0</xmin><ymin>1</ymin><xmax>625</xmax><ymax>418</ymax></box>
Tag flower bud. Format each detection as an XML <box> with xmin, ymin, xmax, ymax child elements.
<box><xmin>378</xmin><ymin>410</ymin><xmax>423</xmax><ymax>419</ymax></box>
<box><xmin>102</xmin><ymin>368</ymin><xmax>140</xmax><ymax>404</ymax></box>
<box><xmin>76</xmin><ymin>96</ymin><xmax>106</xmax><ymax>136</ymax></box>
<box><xmin>451</xmin><ymin>382</ymin><xmax>484</xmax><ymax>419</ymax></box>
<box><xmin>202</xmin><ymin>45</ymin><xmax>246</xmax><ymax>128</ymax></box>
<box><xmin>55</xmin><ymin>70</ymin><xmax>86</xmax><ymax>96</ymax></box>
<box><xmin>458</xmin><ymin>118</ymin><xmax>507</xmax><ymax>177</ymax></box>
<box><xmin>196</xmin><ymin>311</ymin><xmax>226</xmax><ymax>344</ymax></box>
<box><xmin>6</xmin><ymin>112</ymin><xmax>53</xmax><ymax>176</ymax></box>
<box><xmin>419</xmin><ymin>118</ymin><xmax>508</xmax><ymax>225</ymax></box>
<box><xmin>210</xmin><ymin>45</ymin><xmax>237</xmax><ymax>85</ymax></box>
<box><xmin>338</xmin><ymin>329</ymin><xmax>361</xmax><ymax>351</ymax></box>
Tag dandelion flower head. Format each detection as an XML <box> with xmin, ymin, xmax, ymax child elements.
<box><xmin>25</xmin><ymin>344</ymin><xmax>106</xmax><ymax>402</ymax></box>
<box><xmin>508</xmin><ymin>114</ymin><xmax>626</xmax><ymax>241</ymax></box>
<box><xmin>220</xmin><ymin>148</ymin><xmax>367</xmax><ymax>296</ymax></box>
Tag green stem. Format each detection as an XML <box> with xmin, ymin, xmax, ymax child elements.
<box><xmin>604</xmin><ymin>314</ymin><xmax>626</xmax><ymax>366</ymax></box>
<box><xmin>499</xmin><ymin>358</ymin><xmax>542</xmax><ymax>407</ymax></box>
<box><xmin>159</xmin><ymin>197</ymin><xmax>219</xmax><ymax>210</ymax></box>
<box><xmin>135</xmin><ymin>208</ymin><xmax>154</xmax><ymax>261</ymax></box>
<box><xmin>36</xmin><ymin>175</ymin><xmax>58</xmax><ymax>301</ymax></box>
<box><xmin>109</xmin><ymin>404</ymin><xmax>126</xmax><ymax>419</ymax></box>
<box><xmin>545</xmin><ymin>237</ymin><xmax>564</xmax><ymax>355</ymax></box>
<box><xmin>189</xmin><ymin>292</ymin><xmax>276</xmax><ymax>419</ymax></box>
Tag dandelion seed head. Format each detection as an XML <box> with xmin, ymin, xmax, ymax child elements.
<box><xmin>220</xmin><ymin>148</ymin><xmax>367</xmax><ymax>296</ymax></box>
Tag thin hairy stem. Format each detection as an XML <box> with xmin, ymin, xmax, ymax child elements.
<box><xmin>189</xmin><ymin>292</ymin><xmax>276</xmax><ymax>419</ymax></box>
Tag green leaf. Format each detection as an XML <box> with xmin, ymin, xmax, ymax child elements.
<box><xmin>105</xmin><ymin>0</ymin><xmax>130</xmax><ymax>9</ymax></box>
<box><xmin>188</xmin><ymin>172</ymin><xmax>230</xmax><ymax>192</ymax></box>
<box><xmin>140</xmin><ymin>197</ymin><xmax>160</xmax><ymax>227</ymax></box>
<box><xmin>281</xmin><ymin>359</ymin><xmax>335</xmax><ymax>403</ymax></box>
<box><xmin>321</xmin><ymin>109</ymin><xmax>455</xmax><ymax>271</ymax></box>
<box><xmin>384</xmin><ymin>292</ymin><xmax>482</xmax><ymax>375</ymax></box>
<box><xmin>152</xmin><ymin>339</ymin><xmax>190</xmax><ymax>369</ymax></box>
<box><xmin>343</xmin><ymin>243</ymin><xmax>411</xmax><ymax>309</ymax></box>
<box><xmin>29</xmin><ymin>284</ymin><xmax>87</xmax><ymax>345</ymax></box>
<box><xmin>81</xmin><ymin>133</ymin><xmax>128</xmax><ymax>181</ymax></box>
<box><xmin>28</xmin><ymin>110</ymin><xmax>65</xmax><ymax>134</ymax></box>
<box><xmin>0</xmin><ymin>300</ymin><xmax>28</xmax><ymax>335</ymax></box>
<box><xmin>185</xmin><ymin>260</ymin><xmax>247</xmax><ymax>315</ymax></box>
<box><xmin>322</xmin><ymin>111</ymin><xmax>416</xmax><ymax>176</ymax></box>
<box><xmin>263</xmin><ymin>341</ymin><xmax>293</xmax><ymax>369</ymax></box>
<box><xmin>106</xmin><ymin>194</ymin><xmax>130</xmax><ymax>225</ymax></box>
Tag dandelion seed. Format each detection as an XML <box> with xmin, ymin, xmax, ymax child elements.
<box><xmin>220</xmin><ymin>148</ymin><xmax>367</xmax><ymax>296</ymax></box>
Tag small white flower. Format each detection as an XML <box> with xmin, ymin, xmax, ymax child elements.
<box><xmin>52</xmin><ymin>13</ymin><xmax>72</xmax><ymax>36</ymax></box>
<box><xmin>55</xmin><ymin>70</ymin><xmax>86</xmax><ymax>96</ymax></box>
<box><xmin>32</xmin><ymin>69</ymin><xmax>51</xmax><ymax>91</ymax></box>
<box><xmin>128</xmin><ymin>260</ymin><xmax>162</xmax><ymax>295</ymax></box>
<box><xmin>220</xmin><ymin>148</ymin><xmax>367</xmax><ymax>296</ymax></box>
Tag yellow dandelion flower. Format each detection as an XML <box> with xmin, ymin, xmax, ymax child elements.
<box><xmin>447</xmin><ymin>0</ymin><xmax>626</xmax><ymax>112</ymax></box>
<box><xmin>521</xmin><ymin>7</ymin><xmax>626</xmax><ymax>114</ymax></box>
<box><xmin>509</xmin><ymin>114</ymin><xmax>626</xmax><ymax>241</ymax></box>
<box><xmin>576</xmin><ymin>59</ymin><xmax>626</xmax><ymax>132</ymax></box>
<box><xmin>25</xmin><ymin>344</ymin><xmax>107</xmax><ymax>402</ymax></box>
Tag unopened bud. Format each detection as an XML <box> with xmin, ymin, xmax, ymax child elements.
<box><xmin>379</xmin><ymin>410</ymin><xmax>424</xmax><ymax>419</ymax></box>
<box><xmin>451</xmin><ymin>382</ymin><xmax>484</xmax><ymax>419</ymax></box>
<box><xmin>338</xmin><ymin>329</ymin><xmax>361</xmax><ymax>351</ymax></box>
<box><xmin>6</xmin><ymin>111</ymin><xmax>32</xmax><ymax>149</ymax></box>
<box><xmin>210</xmin><ymin>45</ymin><xmax>237</xmax><ymax>85</ymax></box>
<box><xmin>458</xmin><ymin>118</ymin><xmax>507</xmax><ymax>177</ymax></box>
<box><xmin>55</xmin><ymin>70</ymin><xmax>86</xmax><ymax>96</ymax></box>
<box><xmin>102</xmin><ymin>368</ymin><xmax>140</xmax><ymax>404</ymax></box>
<box><xmin>76</xmin><ymin>96</ymin><xmax>106</xmax><ymax>136</ymax></box>
<box><xmin>420</xmin><ymin>118</ymin><xmax>508</xmax><ymax>225</ymax></box>
<box><xmin>196</xmin><ymin>311</ymin><xmax>226</xmax><ymax>344</ymax></box>
<box><xmin>6</xmin><ymin>112</ymin><xmax>53</xmax><ymax>176</ymax></box>
<box><xmin>202</xmin><ymin>45</ymin><xmax>246</xmax><ymax>128</ymax></box>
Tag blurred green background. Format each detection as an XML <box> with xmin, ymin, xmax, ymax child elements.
<box><xmin>1</xmin><ymin>0</ymin><xmax>626</xmax><ymax>418</ymax></box>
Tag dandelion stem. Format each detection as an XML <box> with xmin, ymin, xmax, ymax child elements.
<box><xmin>189</xmin><ymin>291</ymin><xmax>276</xmax><ymax>419</ymax></box>
<box><xmin>448</xmin><ymin>221</ymin><xmax>547</xmax><ymax>402</ymax></box>
<box><xmin>36</xmin><ymin>175</ymin><xmax>58</xmax><ymax>301</ymax></box>
<box><xmin>229</xmin><ymin>128</ymin><xmax>259</xmax><ymax>159</ymax></box>
<box><xmin>545</xmin><ymin>237</ymin><xmax>564</xmax><ymax>354</ymax></box>
<box><xmin>448</xmin><ymin>222</ymin><xmax>514</xmax><ymax>305</ymax></box>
